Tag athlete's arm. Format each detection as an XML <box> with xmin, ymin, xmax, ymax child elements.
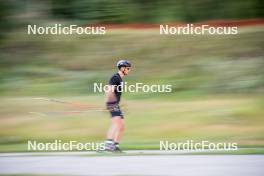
<box><xmin>106</xmin><ymin>85</ymin><xmax>117</xmax><ymax>103</ymax></box>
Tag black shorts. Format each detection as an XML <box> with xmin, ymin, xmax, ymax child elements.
<box><xmin>106</xmin><ymin>101</ymin><xmax>124</xmax><ymax>119</ymax></box>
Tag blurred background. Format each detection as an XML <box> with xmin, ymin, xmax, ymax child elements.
<box><xmin>0</xmin><ymin>0</ymin><xmax>263</xmax><ymax>152</ymax></box>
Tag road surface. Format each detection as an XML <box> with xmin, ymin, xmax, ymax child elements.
<box><xmin>0</xmin><ymin>152</ymin><xmax>263</xmax><ymax>176</ymax></box>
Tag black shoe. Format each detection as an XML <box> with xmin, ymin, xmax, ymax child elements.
<box><xmin>113</xmin><ymin>146</ymin><xmax>122</xmax><ymax>152</ymax></box>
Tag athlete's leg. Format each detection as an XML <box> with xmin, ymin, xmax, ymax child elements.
<box><xmin>105</xmin><ymin>102</ymin><xmax>124</xmax><ymax>151</ymax></box>
<box><xmin>106</xmin><ymin>116</ymin><xmax>124</xmax><ymax>141</ymax></box>
<box><xmin>105</xmin><ymin>116</ymin><xmax>124</xmax><ymax>151</ymax></box>
<box><xmin>106</xmin><ymin>121</ymin><xmax>116</xmax><ymax>140</ymax></box>
<box><xmin>112</xmin><ymin>116</ymin><xmax>125</xmax><ymax>143</ymax></box>
<box><xmin>105</xmin><ymin>101</ymin><xmax>118</xmax><ymax>142</ymax></box>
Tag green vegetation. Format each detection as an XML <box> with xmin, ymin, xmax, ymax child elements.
<box><xmin>0</xmin><ymin>94</ymin><xmax>263</xmax><ymax>152</ymax></box>
<box><xmin>0</xmin><ymin>2</ymin><xmax>263</xmax><ymax>152</ymax></box>
<box><xmin>0</xmin><ymin>26</ymin><xmax>264</xmax><ymax>152</ymax></box>
<box><xmin>2</xmin><ymin>0</ymin><xmax>263</xmax><ymax>24</ymax></box>
<box><xmin>0</xmin><ymin>27</ymin><xmax>263</xmax><ymax>96</ymax></box>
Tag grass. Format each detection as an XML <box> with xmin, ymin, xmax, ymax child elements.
<box><xmin>0</xmin><ymin>26</ymin><xmax>263</xmax><ymax>152</ymax></box>
<box><xmin>0</xmin><ymin>26</ymin><xmax>263</xmax><ymax>96</ymax></box>
<box><xmin>0</xmin><ymin>95</ymin><xmax>263</xmax><ymax>152</ymax></box>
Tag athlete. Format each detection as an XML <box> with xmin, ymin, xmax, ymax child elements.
<box><xmin>105</xmin><ymin>60</ymin><xmax>131</xmax><ymax>152</ymax></box>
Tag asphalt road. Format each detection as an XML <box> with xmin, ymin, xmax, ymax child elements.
<box><xmin>0</xmin><ymin>153</ymin><xmax>263</xmax><ymax>176</ymax></box>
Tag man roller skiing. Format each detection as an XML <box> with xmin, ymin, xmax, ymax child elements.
<box><xmin>105</xmin><ymin>60</ymin><xmax>131</xmax><ymax>152</ymax></box>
